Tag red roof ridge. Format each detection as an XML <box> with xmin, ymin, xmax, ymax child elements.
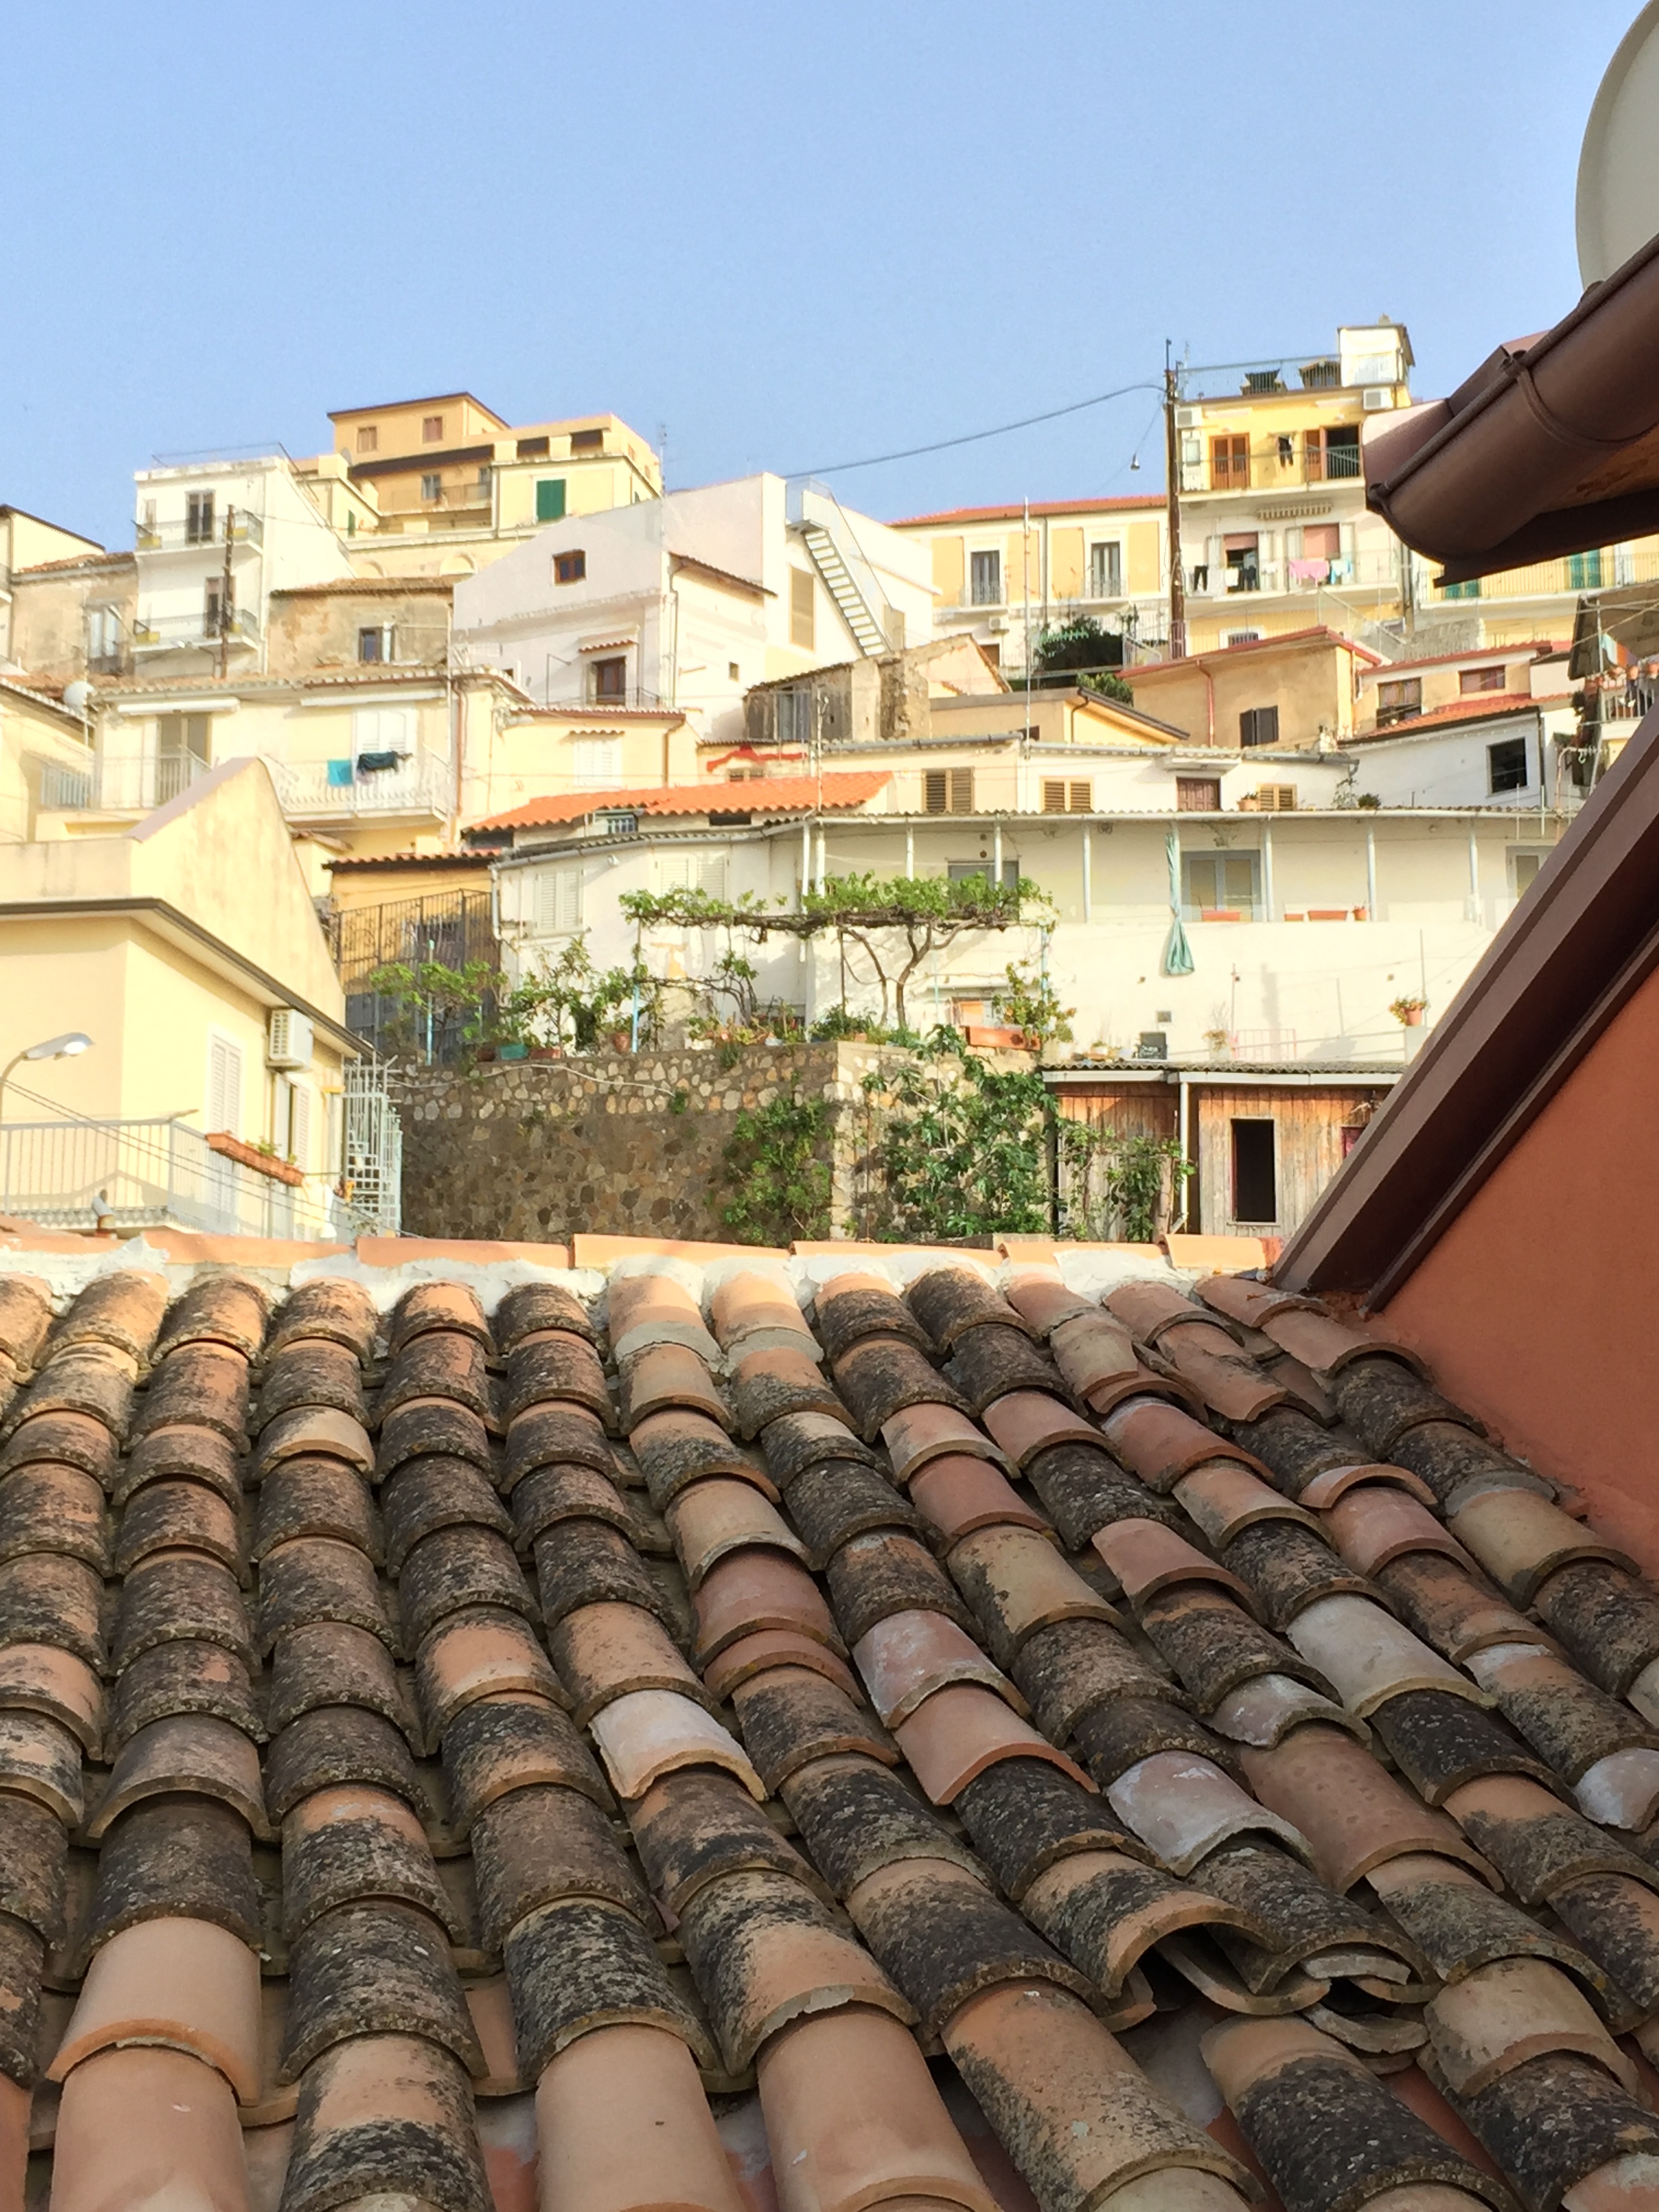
<box><xmin>477</xmin><ymin>771</ymin><xmax>891</xmax><ymax>833</ymax></box>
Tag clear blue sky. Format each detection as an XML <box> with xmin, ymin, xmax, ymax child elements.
<box><xmin>2</xmin><ymin>0</ymin><xmax>1638</xmax><ymax>547</ymax></box>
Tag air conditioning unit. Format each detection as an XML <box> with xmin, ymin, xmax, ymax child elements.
<box><xmin>267</xmin><ymin>1008</ymin><xmax>314</xmax><ymax>1069</ymax></box>
<box><xmin>1174</xmin><ymin>407</ymin><xmax>1202</xmax><ymax>429</ymax></box>
<box><xmin>986</xmin><ymin>616</ymin><xmax>1008</xmax><ymax>634</ymax></box>
<box><xmin>1361</xmin><ymin>388</ymin><xmax>1394</xmax><ymax>412</ymax></box>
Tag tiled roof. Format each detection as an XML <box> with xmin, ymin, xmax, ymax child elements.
<box><xmin>2</xmin><ymin>1231</ymin><xmax>1656</xmax><ymax>2207</ymax></box>
<box><xmin>1128</xmin><ymin>625</ymin><xmax>1387</xmax><ymax>676</ymax></box>
<box><xmin>478</xmin><ymin>771</ymin><xmax>893</xmax><ymax>832</ymax></box>
<box><xmin>890</xmin><ymin>495</ymin><xmax>1165</xmax><ymax>525</ymax></box>
<box><xmin>1348</xmin><ymin>693</ymin><xmax>1572</xmax><ymax>741</ymax></box>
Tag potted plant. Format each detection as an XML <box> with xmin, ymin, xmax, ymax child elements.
<box><xmin>1390</xmin><ymin>995</ymin><xmax>1428</xmax><ymax>1028</ymax></box>
<box><xmin>1203</xmin><ymin>1029</ymin><xmax>1232</xmax><ymax>1057</ymax></box>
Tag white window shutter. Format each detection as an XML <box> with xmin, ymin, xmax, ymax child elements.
<box><xmin>289</xmin><ymin>1080</ymin><xmax>312</xmax><ymax>1170</ymax></box>
<box><xmin>207</xmin><ymin>1036</ymin><xmax>243</xmax><ymax>1136</ymax></box>
<box><xmin>533</xmin><ymin>865</ymin><xmax>581</xmax><ymax>933</ymax></box>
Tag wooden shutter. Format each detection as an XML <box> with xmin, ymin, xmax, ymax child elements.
<box><xmin>1176</xmin><ymin>777</ymin><xmax>1221</xmax><ymax>811</ymax></box>
<box><xmin>1041</xmin><ymin>780</ymin><xmax>1067</xmax><ymax>814</ymax></box>
<box><xmin>1068</xmin><ymin>781</ymin><xmax>1092</xmax><ymax>813</ymax></box>
<box><xmin>288</xmin><ymin>1081</ymin><xmax>312</xmax><ymax>1170</ymax></box>
<box><xmin>207</xmin><ymin>1035</ymin><xmax>243</xmax><ymax>1137</ymax></box>
<box><xmin>1255</xmin><ymin>785</ymin><xmax>1298</xmax><ymax>811</ymax></box>
<box><xmin>533</xmin><ymin>866</ymin><xmax>582</xmax><ymax>933</ymax></box>
<box><xmin>948</xmin><ymin>768</ymin><xmax>975</xmax><ymax>813</ymax></box>
<box><xmin>535</xmin><ymin>479</ymin><xmax>567</xmax><ymax>523</ymax></box>
<box><xmin>924</xmin><ymin>770</ymin><xmax>949</xmax><ymax>815</ymax></box>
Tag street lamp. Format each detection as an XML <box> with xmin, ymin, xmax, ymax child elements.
<box><xmin>0</xmin><ymin>1033</ymin><xmax>93</xmax><ymax>1120</ymax></box>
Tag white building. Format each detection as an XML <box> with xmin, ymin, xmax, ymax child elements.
<box><xmin>480</xmin><ymin>750</ymin><xmax>1564</xmax><ymax>1069</ymax></box>
<box><xmin>1341</xmin><ymin>697</ymin><xmax>1585</xmax><ymax>817</ymax></box>
<box><xmin>451</xmin><ymin>476</ymin><xmax>937</xmax><ymax>764</ymax></box>
<box><xmin>129</xmin><ymin>455</ymin><xmax>355</xmax><ymax>676</ymax></box>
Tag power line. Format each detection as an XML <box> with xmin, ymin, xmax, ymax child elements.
<box><xmin>794</xmin><ymin>381</ymin><xmax>1164</xmax><ymax>478</ymax></box>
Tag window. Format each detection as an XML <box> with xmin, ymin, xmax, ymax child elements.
<box><xmin>1210</xmin><ymin>435</ymin><xmax>1250</xmax><ymax>490</ymax></box>
<box><xmin>358</xmin><ymin>626</ymin><xmax>387</xmax><ymax>664</ymax></box>
<box><xmin>968</xmin><ymin>550</ymin><xmax>1001</xmax><ymax>607</ymax></box>
<box><xmin>206</xmin><ymin>1033</ymin><xmax>244</xmax><ymax>1138</ymax></box>
<box><xmin>279</xmin><ymin>1077</ymin><xmax>312</xmax><ymax>1170</ymax></box>
<box><xmin>598</xmin><ymin>810</ymin><xmax>638</xmax><ymax>835</ymax></box>
<box><xmin>1441</xmin><ymin>579</ymin><xmax>1482</xmax><ymax>600</ymax></box>
<box><xmin>1224</xmin><ymin>535</ymin><xmax>1260</xmax><ymax>593</ymax></box>
<box><xmin>729</xmin><ymin>662</ymin><xmax>740</xmax><ymax>682</ymax></box>
<box><xmin>422</xmin><ymin>415</ymin><xmax>444</xmax><ymax>443</ymax></box>
<box><xmin>1224</xmin><ymin>629</ymin><xmax>1262</xmax><ymax>646</ymax></box>
<box><xmin>420</xmin><ymin>473</ymin><xmax>442</xmax><ymax>501</ymax></box>
<box><xmin>531</xmin><ymin>864</ymin><xmax>583</xmax><ymax>933</ymax></box>
<box><xmin>555</xmin><ymin>550</ymin><xmax>587</xmax><ymax>585</ymax></box>
<box><xmin>1303</xmin><ymin>523</ymin><xmax>1341</xmax><ymax>563</ymax></box>
<box><xmin>356</xmin><ymin>425</ymin><xmax>378</xmax><ymax>454</ymax></box>
<box><xmin>517</xmin><ymin>436</ymin><xmax>550</xmax><ymax>459</ymax></box>
<box><xmin>1040</xmin><ymin>779</ymin><xmax>1092</xmax><ymax>813</ymax></box>
<box><xmin>204</xmin><ymin>577</ymin><xmax>224</xmax><ymax>636</ymax></box>
<box><xmin>574</xmin><ymin>736</ymin><xmax>623</xmax><ymax>787</ymax></box>
<box><xmin>1459</xmin><ymin>665</ymin><xmax>1506</xmax><ymax>695</ymax></box>
<box><xmin>1088</xmin><ymin>542</ymin><xmax>1122</xmax><ymax>600</ymax></box>
<box><xmin>535</xmin><ymin>479</ymin><xmax>567</xmax><ymax>523</ymax></box>
<box><xmin>658</xmin><ymin>849</ymin><xmax>729</xmax><ymax>900</ymax></box>
<box><xmin>87</xmin><ymin>606</ymin><xmax>123</xmax><ymax>668</ymax></box>
<box><xmin>185</xmin><ymin>491</ymin><xmax>216</xmax><ymax>545</ymax></box>
<box><xmin>351</xmin><ymin>705</ymin><xmax>414</xmax><ymax>758</ymax></box>
<box><xmin>1306</xmin><ymin>426</ymin><xmax>1361</xmax><ymax>482</ymax></box>
<box><xmin>924</xmin><ymin>767</ymin><xmax>975</xmax><ymax>815</ymax></box>
<box><xmin>1252</xmin><ymin>784</ymin><xmax>1298</xmax><ymax>811</ymax></box>
<box><xmin>1240</xmin><ymin>705</ymin><xmax>1279</xmax><ymax>748</ymax></box>
<box><xmin>1511</xmin><ymin>849</ymin><xmax>1547</xmax><ymax>897</ymax></box>
<box><xmin>1568</xmin><ymin>550</ymin><xmax>1604</xmax><ymax>591</ymax></box>
<box><xmin>790</xmin><ymin>568</ymin><xmax>815</xmax><ymax>649</ymax></box>
<box><xmin>1376</xmin><ymin>677</ymin><xmax>1422</xmax><ymax>726</ymax></box>
<box><xmin>159</xmin><ymin>713</ymin><xmax>211</xmax><ymax>765</ymax></box>
<box><xmin>590</xmin><ymin>656</ymin><xmax>627</xmax><ymax>702</ymax></box>
<box><xmin>1231</xmin><ymin>1119</ymin><xmax>1277</xmax><ymax>1223</ymax></box>
<box><xmin>949</xmin><ymin>858</ymin><xmax>1020</xmax><ymax>890</ymax></box>
<box><xmin>571</xmin><ymin>428</ymin><xmax>604</xmax><ymax>452</ymax></box>
<box><xmin>1182</xmin><ymin>851</ymin><xmax>1260</xmax><ymax>917</ymax></box>
<box><xmin>777</xmin><ymin>688</ymin><xmax>813</xmax><ymax>745</ymax></box>
<box><xmin>1488</xmin><ymin>736</ymin><xmax>1530</xmax><ymax>794</ymax></box>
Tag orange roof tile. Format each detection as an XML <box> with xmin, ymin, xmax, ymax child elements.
<box><xmin>477</xmin><ymin>771</ymin><xmax>891</xmax><ymax>832</ymax></box>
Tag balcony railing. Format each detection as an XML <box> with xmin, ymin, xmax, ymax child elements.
<box><xmin>268</xmin><ymin>753</ymin><xmax>452</xmax><ymax>818</ymax></box>
<box><xmin>42</xmin><ymin>753</ymin><xmax>213</xmax><ymax>812</ymax></box>
<box><xmin>136</xmin><ymin>512</ymin><xmax>264</xmax><ymax>552</ymax></box>
<box><xmin>0</xmin><ymin>1114</ymin><xmax>348</xmax><ymax>1240</ymax></box>
<box><xmin>131</xmin><ymin>608</ymin><xmax>260</xmax><ymax>650</ymax></box>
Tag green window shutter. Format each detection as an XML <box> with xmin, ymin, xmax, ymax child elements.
<box><xmin>536</xmin><ymin>479</ymin><xmax>567</xmax><ymax>523</ymax></box>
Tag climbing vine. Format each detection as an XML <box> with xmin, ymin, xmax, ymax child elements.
<box><xmin>1057</xmin><ymin>1122</ymin><xmax>1191</xmax><ymax>1244</ymax></box>
<box><xmin>718</xmin><ymin>1092</ymin><xmax>834</xmax><ymax>1246</ymax></box>
<box><xmin>865</xmin><ymin>1038</ymin><xmax>1054</xmax><ymax>1242</ymax></box>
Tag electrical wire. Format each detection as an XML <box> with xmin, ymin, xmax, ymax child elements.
<box><xmin>794</xmin><ymin>380</ymin><xmax>1164</xmax><ymax>479</ymax></box>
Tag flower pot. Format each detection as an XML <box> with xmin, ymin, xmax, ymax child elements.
<box><xmin>528</xmin><ymin>1046</ymin><xmax>560</xmax><ymax>1062</ymax></box>
<box><xmin>1401</xmin><ymin>1006</ymin><xmax>1423</xmax><ymax>1028</ymax></box>
<box><xmin>474</xmin><ymin>1045</ymin><xmax>497</xmax><ymax>1063</ymax></box>
<box><xmin>609</xmin><ymin>1031</ymin><xmax>632</xmax><ymax>1052</ymax></box>
<box><xmin>497</xmin><ymin>1042</ymin><xmax>529</xmax><ymax>1062</ymax></box>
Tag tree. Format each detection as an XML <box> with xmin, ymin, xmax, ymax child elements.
<box><xmin>873</xmin><ymin>1046</ymin><xmax>1053</xmax><ymax>1240</ymax></box>
<box><xmin>621</xmin><ymin>872</ymin><xmax>1046</xmax><ymax>1033</ymax></box>
<box><xmin>996</xmin><ymin>960</ymin><xmax>1074</xmax><ymax>1048</ymax></box>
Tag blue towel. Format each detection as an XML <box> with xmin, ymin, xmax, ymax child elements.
<box><xmin>326</xmin><ymin>759</ymin><xmax>354</xmax><ymax>787</ymax></box>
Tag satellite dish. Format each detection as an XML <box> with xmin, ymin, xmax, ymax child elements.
<box><xmin>1577</xmin><ymin>0</ymin><xmax>1659</xmax><ymax>287</ymax></box>
<box><xmin>62</xmin><ymin>680</ymin><xmax>91</xmax><ymax>715</ymax></box>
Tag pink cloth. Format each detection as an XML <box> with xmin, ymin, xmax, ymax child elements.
<box><xmin>1288</xmin><ymin>558</ymin><xmax>1330</xmax><ymax>582</ymax></box>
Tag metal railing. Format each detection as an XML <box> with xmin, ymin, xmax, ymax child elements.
<box><xmin>268</xmin><ymin>754</ymin><xmax>451</xmax><ymax>817</ymax></box>
<box><xmin>131</xmin><ymin>608</ymin><xmax>260</xmax><ymax>649</ymax></box>
<box><xmin>46</xmin><ymin>752</ymin><xmax>213</xmax><ymax>811</ymax></box>
<box><xmin>0</xmin><ymin>1115</ymin><xmax>345</xmax><ymax>1239</ymax></box>
<box><xmin>419</xmin><ymin>481</ymin><xmax>493</xmax><ymax>512</ymax></box>
<box><xmin>136</xmin><ymin>512</ymin><xmax>264</xmax><ymax>552</ymax></box>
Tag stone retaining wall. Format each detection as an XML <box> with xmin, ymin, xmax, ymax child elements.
<box><xmin>390</xmin><ymin>1044</ymin><xmax>902</xmax><ymax>1246</ymax></box>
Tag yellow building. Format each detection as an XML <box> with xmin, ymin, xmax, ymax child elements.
<box><xmin>0</xmin><ymin>506</ymin><xmax>105</xmax><ymax>666</ymax></box>
<box><xmin>0</xmin><ymin>758</ymin><xmax>360</xmax><ymax>1237</ymax></box>
<box><xmin>1122</xmin><ymin>628</ymin><xmax>1380</xmax><ymax>751</ymax></box>
<box><xmin>291</xmin><ymin>393</ymin><xmax>662</xmax><ymax>582</ymax></box>
<box><xmin>888</xmin><ymin>495</ymin><xmax>1168</xmax><ymax>675</ymax></box>
<box><xmin>0</xmin><ymin>676</ymin><xmax>99</xmax><ymax>845</ymax></box>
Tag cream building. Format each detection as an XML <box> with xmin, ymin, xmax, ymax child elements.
<box><xmin>0</xmin><ymin>758</ymin><xmax>363</xmax><ymax>1237</ymax></box>
<box><xmin>0</xmin><ymin>507</ymin><xmax>105</xmax><ymax>668</ymax></box>
<box><xmin>0</xmin><ymin>678</ymin><xmax>98</xmax><ymax>845</ymax></box>
<box><xmin>888</xmin><ymin>495</ymin><xmax>1168</xmax><ymax>676</ymax></box>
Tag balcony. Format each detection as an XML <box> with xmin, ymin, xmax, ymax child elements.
<box><xmin>0</xmin><ymin>1114</ymin><xmax>348</xmax><ymax>1240</ymax></box>
<box><xmin>268</xmin><ymin>753</ymin><xmax>452</xmax><ymax>819</ymax></box>
<box><xmin>131</xmin><ymin>608</ymin><xmax>260</xmax><ymax>652</ymax></box>
<box><xmin>136</xmin><ymin>512</ymin><xmax>264</xmax><ymax>552</ymax></box>
<box><xmin>42</xmin><ymin>753</ymin><xmax>213</xmax><ymax>813</ymax></box>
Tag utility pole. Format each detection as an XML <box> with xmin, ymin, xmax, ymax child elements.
<box><xmin>1164</xmin><ymin>346</ymin><xmax>1187</xmax><ymax>662</ymax></box>
<box><xmin>217</xmin><ymin>505</ymin><xmax>235</xmax><ymax>678</ymax></box>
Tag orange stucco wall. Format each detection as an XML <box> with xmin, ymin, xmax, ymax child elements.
<box><xmin>1374</xmin><ymin>960</ymin><xmax>1659</xmax><ymax>1576</ymax></box>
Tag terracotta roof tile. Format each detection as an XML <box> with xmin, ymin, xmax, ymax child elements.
<box><xmin>5</xmin><ymin>1249</ymin><xmax>1655</xmax><ymax>2212</ymax></box>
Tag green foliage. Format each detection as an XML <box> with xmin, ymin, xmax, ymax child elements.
<box><xmin>719</xmin><ymin>1092</ymin><xmax>833</xmax><ymax>1244</ymax></box>
<box><xmin>1059</xmin><ymin>1122</ymin><xmax>1191</xmax><ymax>1244</ymax></box>
<box><xmin>366</xmin><ymin>958</ymin><xmax>497</xmax><ymax>1055</ymax></box>
<box><xmin>512</xmin><ymin>938</ymin><xmax>659</xmax><ymax>1052</ymax></box>
<box><xmin>996</xmin><ymin>960</ymin><xmax>1074</xmax><ymax>1047</ymax></box>
<box><xmin>869</xmin><ymin>1042</ymin><xmax>1053</xmax><ymax>1241</ymax></box>
<box><xmin>1029</xmin><ymin>615</ymin><xmax>1134</xmax><ymax>702</ymax></box>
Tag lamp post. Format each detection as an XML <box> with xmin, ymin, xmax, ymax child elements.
<box><xmin>0</xmin><ymin>1033</ymin><xmax>93</xmax><ymax>1121</ymax></box>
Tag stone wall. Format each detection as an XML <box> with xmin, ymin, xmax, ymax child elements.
<box><xmin>390</xmin><ymin>1043</ymin><xmax>901</xmax><ymax>1246</ymax></box>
